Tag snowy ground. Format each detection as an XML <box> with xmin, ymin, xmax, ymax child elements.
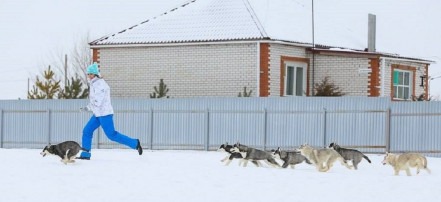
<box><xmin>0</xmin><ymin>149</ymin><xmax>440</xmax><ymax>202</ymax></box>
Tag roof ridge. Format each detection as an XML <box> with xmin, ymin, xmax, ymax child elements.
<box><xmin>242</xmin><ymin>0</ymin><xmax>268</xmax><ymax>38</ymax></box>
<box><xmin>89</xmin><ymin>0</ymin><xmax>198</xmax><ymax>45</ymax></box>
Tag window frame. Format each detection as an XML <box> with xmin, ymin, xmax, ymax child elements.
<box><xmin>284</xmin><ymin>61</ymin><xmax>307</xmax><ymax>96</ymax></box>
<box><xmin>391</xmin><ymin>64</ymin><xmax>416</xmax><ymax>101</ymax></box>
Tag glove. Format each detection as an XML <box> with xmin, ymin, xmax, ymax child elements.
<box><xmin>79</xmin><ymin>106</ymin><xmax>90</xmax><ymax>112</ymax></box>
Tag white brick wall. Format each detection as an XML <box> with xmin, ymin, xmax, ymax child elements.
<box><xmin>98</xmin><ymin>42</ymin><xmax>428</xmax><ymax>99</ymax></box>
<box><xmin>269</xmin><ymin>44</ymin><xmax>370</xmax><ymax>96</ymax></box>
<box><xmin>383</xmin><ymin>59</ymin><xmax>427</xmax><ymax>99</ymax></box>
<box><xmin>99</xmin><ymin>43</ymin><xmax>257</xmax><ymax>98</ymax></box>
<box><xmin>269</xmin><ymin>44</ymin><xmax>307</xmax><ymax>96</ymax></box>
<box><xmin>310</xmin><ymin>54</ymin><xmax>371</xmax><ymax>96</ymax></box>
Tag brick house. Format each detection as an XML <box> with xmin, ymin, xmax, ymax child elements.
<box><xmin>89</xmin><ymin>0</ymin><xmax>433</xmax><ymax>100</ymax></box>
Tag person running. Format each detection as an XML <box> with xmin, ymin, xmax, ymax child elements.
<box><xmin>78</xmin><ymin>62</ymin><xmax>142</xmax><ymax>160</ymax></box>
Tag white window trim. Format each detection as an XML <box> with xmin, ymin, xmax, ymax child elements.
<box><xmin>284</xmin><ymin>61</ymin><xmax>307</xmax><ymax>96</ymax></box>
<box><xmin>393</xmin><ymin>69</ymin><xmax>413</xmax><ymax>100</ymax></box>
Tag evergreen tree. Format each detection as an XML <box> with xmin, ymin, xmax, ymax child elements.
<box><xmin>150</xmin><ymin>79</ymin><xmax>170</xmax><ymax>98</ymax></box>
<box><xmin>28</xmin><ymin>66</ymin><xmax>61</xmax><ymax>99</ymax></box>
<box><xmin>412</xmin><ymin>93</ymin><xmax>431</xmax><ymax>101</ymax></box>
<box><xmin>314</xmin><ymin>76</ymin><xmax>346</xmax><ymax>96</ymax></box>
<box><xmin>59</xmin><ymin>74</ymin><xmax>89</xmax><ymax>99</ymax></box>
<box><xmin>238</xmin><ymin>86</ymin><xmax>252</xmax><ymax>97</ymax></box>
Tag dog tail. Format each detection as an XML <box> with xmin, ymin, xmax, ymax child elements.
<box><xmin>304</xmin><ymin>158</ymin><xmax>312</xmax><ymax>164</ymax></box>
<box><xmin>422</xmin><ymin>156</ymin><xmax>431</xmax><ymax>174</ymax></box>
<box><xmin>81</xmin><ymin>147</ymin><xmax>90</xmax><ymax>152</ymax></box>
<box><xmin>363</xmin><ymin>155</ymin><xmax>371</xmax><ymax>163</ymax></box>
<box><xmin>423</xmin><ymin>156</ymin><xmax>428</xmax><ymax>169</ymax></box>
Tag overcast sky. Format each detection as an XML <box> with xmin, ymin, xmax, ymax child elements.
<box><xmin>0</xmin><ymin>0</ymin><xmax>440</xmax><ymax>100</ymax></box>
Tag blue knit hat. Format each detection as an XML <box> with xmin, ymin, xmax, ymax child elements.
<box><xmin>87</xmin><ymin>62</ymin><xmax>99</xmax><ymax>76</ymax></box>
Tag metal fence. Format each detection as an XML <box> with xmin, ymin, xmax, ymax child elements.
<box><xmin>1</xmin><ymin>97</ymin><xmax>440</xmax><ymax>156</ymax></box>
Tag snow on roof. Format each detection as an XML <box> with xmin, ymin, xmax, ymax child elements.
<box><xmin>90</xmin><ymin>0</ymin><xmax>268</xmax><ymax>45</ymax></box>
<box><xmin>89</xmin><ymin>0</ymin><xmax>433</xmax><ymax>63</ymax></box>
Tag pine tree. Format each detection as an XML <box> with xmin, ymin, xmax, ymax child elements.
<box><xmin>150</xmin><ymin>79</ymin><xmax>170</xmax><ymax>98</ymax></box>
<box><xmin>28</xmin><ymin>66</ymin><xmax>61</xmax><ymax>99</ymax></box>
<box><xmin>412</xmin><ymin>93</ymin><xmax>431</xmax><ymax>101</ymax></box>
<box><xmin>238</xmin><ymin>86</ymin><xmax>252</xmax><ymax>97</ymax></box>
<box><xmin>59</xmin><ymin>75</ymin><xmax>89</xmax><ymax>99</ymax></box>
<box><xmin>314</xmin><ymin>76</ymin><xmax>346</xmax><ymax>96</ymax></box>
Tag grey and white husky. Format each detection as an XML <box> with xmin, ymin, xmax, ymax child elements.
<box><xmin>272</xmin><ymin>147</ymin><xmax>312</xmax><ymax>169</ymax></box>
<box><xmin>298</xmin><ymin>143</ymin><xmax>353</xmax><ymax>172</ymax></box>
<box><xmin>217</xmin><ymin>143</ymin><xmax>258</xmax><ymax>166</ymax></box>
<box><xmin>231</xmin><ymin>142</ymin><xmax>280</xmax><ymax>168</ymax></box>
<box><xmin>328</xmin><ymin>142</ymin><xmax>371</xmax><ymax>170</ymax></box>
<box><xmin>40</xmin><ymin>141</ymin><xmax>89</xmax><ymax>165</ymax></box>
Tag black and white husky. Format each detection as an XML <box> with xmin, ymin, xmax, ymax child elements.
<box><xmin>231</xmin><ymin>142</ymin><xmax>280</xmax><ymax>168</ymax></box>
<box><xmin>40</xmin><ymin>141</ymin><xmax>89</xmax><ymax>165</ymax></box>
<box><xmin>217</xmin><ymin>143</ymin><xmax>258</xmax><ymax>166</ymax></box>
<box><xmin>328</xmin><ymin>142</ymin><xmax>371</xmax><ymax>170</ymax></box>
<box><xmin>272</xmin><ymin>147</ymin><xmax>312</xmax><ymax>168</ymax></box>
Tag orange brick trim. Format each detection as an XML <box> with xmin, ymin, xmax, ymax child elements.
<box><xmin>425</xmin><ymin>64</ymin><xmax>429</xmax><ymax>100</ymax></box>
<box><xmin>280</xmin><ymin>56</ymin><xmax>310</xmax><ymax>96</ymax></box>
<box><xmin>260</xmin><ymin>43</ymin><xmax>270</xmax><ymax>97</ymax></box>
<box><xmin>368</xmin><ymin>58</ymin><xmax>380</xmax><ymax>97</ymax></box>
<box><xmin>390</xmin><ymin>64</ymin><xmax>416</xmax><ymax>101</ymax></box>
<box><xmin>92</xmin><ymin>48</ymin><xmax>100</xmax><ymax>63</ymax></box>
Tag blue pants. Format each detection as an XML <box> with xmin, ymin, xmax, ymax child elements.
<box><xmin>80</xmin><ymin>114</ymin><xmax>137</xmax><ymax>158</ymax></box>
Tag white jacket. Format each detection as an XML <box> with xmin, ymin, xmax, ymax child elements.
<box><xmin>87</xmin><ymin>77</ymin><xmax>114</xmax><ymax>117</ymax></box>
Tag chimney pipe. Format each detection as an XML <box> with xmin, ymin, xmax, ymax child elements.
<box><xmin>368</xmin><ymin>13</ymin><xmax>376</xmax><ymax>52</ymax></box>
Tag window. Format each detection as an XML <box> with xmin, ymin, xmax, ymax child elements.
<box><xmin>284</xmin><ymin>62</ymin><xmax>307</xmax><ymax>96</ymax></box>
<box><xmin>393</xmin><ymin>69</ymin><xmax>412</xmax><ymax>100</ymax></box>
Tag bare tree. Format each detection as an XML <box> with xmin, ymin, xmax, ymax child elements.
<box><xmin>33</xmin><ymin>33</ymin><xmax>92</xmax><ymax>88</ymax></box>
<box><xmin>28</xmin><ymin>33</ymin><xmax>92</xmax><ymax>98</ymax></box>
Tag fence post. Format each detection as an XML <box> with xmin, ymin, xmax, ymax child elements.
<box><xmin>0</xmin><ymin>109</ymin><xmax>3</xmax><ymax>148</ymax></box>
<box><xmin>204</xmin><ymin>108</ymin><xmax>210</xmax><ymax>151</ymax></box>
<box><xmin>322</xmin><ymin>107</ymin><xmax>327</xmax><ymax>148</ymax></box>
<box><xmin>149</xmin><ymin>107</ymin><xmax>153</xmax><ymax>150</ymax></box>
<box><xmin>263</xmin><ymin>108</ymin><xmax>267</xmax><ymax>151</ymax></box>
<box><xmin>47</xmin><ymin>109</ymin><xmax>51</xmax><ymax>144</ymax></box>
<box><xmin>385</xmin><ymin>108</ymin><xmax>391</xmax><ymax>152</ymax></box>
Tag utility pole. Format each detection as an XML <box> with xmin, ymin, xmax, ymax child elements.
<box><xmin>64</xmin><ymin>54</ymin><xmax>67</xmax><ymax>88</ymax></box>
<box><xmin>311</xmin><ymin>0</ymin><xmax>315</xmax><ymax>95</ymax></box>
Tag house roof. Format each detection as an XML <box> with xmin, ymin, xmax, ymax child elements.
<box><xmin>90</xmin><ymin>0</ymin><xmax>269</xmax><ymax>45</ymax></box>
<box><xmin>89</xmin><ymin>0</ymin><xmax>433</xmax><ymax>64</ymax></box>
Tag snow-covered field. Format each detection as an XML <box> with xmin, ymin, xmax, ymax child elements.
<box><xmin>1</xmin><ymin>149</ymin><xmax>440</xmax><ymax>202</ymax></box>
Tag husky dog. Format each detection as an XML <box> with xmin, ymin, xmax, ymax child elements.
<box><xmin>231</xmin><ymin>142</ymin><xmax>280</xmax><ymax>168</ymax></box>
<box><xmin>297</xmin><ymin>143</ymin><xmax>353</xmax><ymax>172</ymax></box>
<box><xmin>328</xmin><ymin>142</ymin><xmax>371</xmax><ymax>170</ymax></box>
<box><xmin>40</xmin><ymin>141</ymin><xmax>89</xmax><ymax>165</ymax></box>
<box><xmin>272</xmin><ymin>147</ymin><xmax>311</xmax><ymax>169</ymax></box>
<box><xmin>217</xmin><ymin>143</ymin><xmax>258</xmax><ymax>166</ymax></box>
<box><xmin>382</xmin><ymin>152</ymin><xmax>431</xmax><ymax>176</ymax></box>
